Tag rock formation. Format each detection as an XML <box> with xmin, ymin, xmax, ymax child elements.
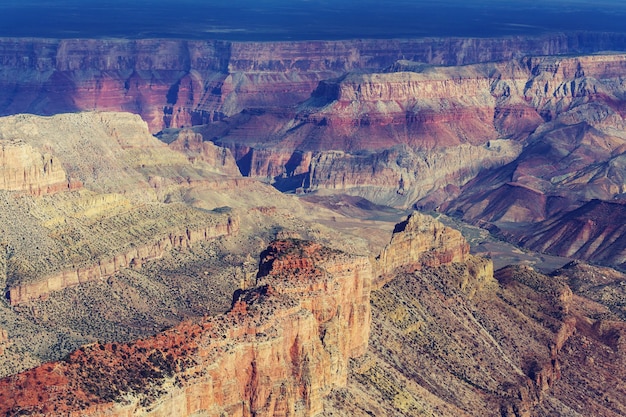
<box><xmin>2</xmin><ymin>34</ymin><xmax>626</xmax><ymax>132</ymax></box>
<box><xmin>0</xmin><ymin>239</ymin><xmax>372</xmax><ymax>417</ymax></box>
<box><xmin>166</xmin><ymin>129</ymin><xmax>240</xmax><ymax>176</ymax></box>
<box><xmin>323</xmin><ymin>219</ymin><xmax>626</xmax><ymax>417</ymax></box>
<box><xmin>2</xmin><ymin>208</ymin><xmax>626</xmax><ymax>417</ymax></box>
<box><xmin>205</xmin><ymin>53</ymin><xmax>626</xmax><ymax>211</ymax></box>
<box><xmin>0</xmin><ymin>141</ymin><xmax>73</xmax><ymax>195</ymax></box>
<box><xmin>376</xmin><ymin>211</ymin><xmax>470</xmax><ymax>280</ymax></box>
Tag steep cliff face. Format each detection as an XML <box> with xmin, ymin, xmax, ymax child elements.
<box><xmin>5</xmin><ymin>37</ymin><xmax>626</xmax><ymax>214</ymax></box>
<box><xmin>0</xmin><ymin>239</ymin><xmax>372</xmax><ymax>417</ymax></box>
<box><xmin>205</xmin><ymin>53</ymin><xmax>626</xmax><ymax>210</ymax></box>
<box><xmin>0</xmin><ymin>141</ymin><xmax>74</xmax><ymax>195</ymax></box>
<box><xmin>2</xmin><ymin>34</ymin><xmax>626</xmax><ymax>132</ymax></box>
<box><xmin>376</xmin><ymin>211</ymin><xmax>470</xmax><ymax>279</ymax></box>
<box><xmin>3</xmin><ymin>209</ymin><xmax>626</xmax><ymax>417</ymax></box>
<box><xmin>322</xmin><ymin>226</ymin><xmax>626</xmax><ymax>417</ymax></box>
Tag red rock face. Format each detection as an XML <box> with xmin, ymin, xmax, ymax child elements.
<box><xmin>0</xmin><ymin>238</ymin><xmax>373</xmax><ymax>417</ymax></box>
<box><xmin>2</xmin><ymin>34</ymin><xmax>626</xmax><ymax>132</ymax></box>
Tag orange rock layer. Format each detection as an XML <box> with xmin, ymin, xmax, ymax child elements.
<box><xmin>0</xmin><ymin>239</ymin><xmax>372</xmax><ymax>417</ymax></box>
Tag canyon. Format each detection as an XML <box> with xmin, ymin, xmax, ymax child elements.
<box><xmin>2</xmin><ymin>209</ymin><xmax>626</xmax><ymax>416</ymax></box>
<box><xmin>1</xmin><ymin>32</ymin><xmax>626</xmax><ymax>417</ymax></box>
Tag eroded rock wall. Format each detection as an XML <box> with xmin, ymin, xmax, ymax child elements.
<box><xmin>2</xmin><ymin>34</ymin><xmax>626</xmax><ymax>132</ymax></box>
<box><xmin>0</xmin><ymin>239</ymin><xmax>373</xmax><ymax>417</ymax></box>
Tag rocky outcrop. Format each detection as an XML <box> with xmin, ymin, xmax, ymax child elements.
<box><xmin>6</xmin><ymin>215</ymin><xmax>240</xmax><ymax>305</ymax></box>
<box><xmin>376</xmin><ymin>211</ymin><xmax>470</xmax><ymax>280</ymax></box>
<box><xmin>0</xmin><ymin>328</ymin><xmax>8</xmax><ymax>356</ymax></box>
<box><xmin>0</xmin><ymin>239</ymin><xmax>372</xmax><ymax>417</ymax></box>
<box><xmin>0</xmin><ymin>140</ymin><xmax>75</xmax><ymax>195</ymax></box>
<box><xmin>167</xmin><ymin>129</ymin><xmax>241</xmax><ymax>176</ymax></box>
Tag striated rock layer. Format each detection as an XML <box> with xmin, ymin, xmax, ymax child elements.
<box><xmin>2</xmin><ymin>33</ymin><xmax>626</xmax><ymax>132</ymax></box>
<box><xmin>438</xmin><ymin>54</ymin><xmax>626</xmax><ymax>268</ymax></box>
<box><xmin>204</xmin><ymin>52</ymin><xmax>626</xmax><ymax>209</ymax></box>
<box><xmin>0</xmin><ymin>239</ymin><xmax>372</xmax><ymax>417</ymax></box>
<box><xmin>376</xmin><ymin>211</ymin><xmax>470</xmax><ymax>280</ymax></box>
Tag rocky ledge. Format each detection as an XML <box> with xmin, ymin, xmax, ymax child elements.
<box><xmin>0</xmin><ymin>238</ymin><xmax>372</xmax><ymax>417</ymax></box>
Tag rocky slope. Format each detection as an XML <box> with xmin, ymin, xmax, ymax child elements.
<box><xmin>321</xmin><ymin>215</ymin><xmax>626</xmax><ymax>417</ymax></box>
<box><xmin>0</xmin><ymin>112</ymin><xmax>243</xmax><ymax>305</ymax></box>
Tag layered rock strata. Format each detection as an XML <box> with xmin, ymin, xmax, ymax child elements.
<box><xmin>438</xmin><ymin>54</ymin><xmax>626</xmax><ymax>267</ymax></box>
<box><xmin>2</xmin><ymin>33</ymin><xmax>626</xmax><ymax>132</ymax></box>
<box><xmin>208</xmin><ymin>53</ymin><xmax>626</xmax><ymax>208</ymax></box>
<box><xmin>7</xmin><ymin>214</ymin><xmax>239</xmax><ymax>305</ymax></box>
<box><xmin>0</xmin><ymin>239</ymin><xmax>372</xmax><ymax>417</ymax></box>
<box><xmin>0</xmin><ymin>141</ymin><xmax>75</xmax><ymax>195</ymax></box>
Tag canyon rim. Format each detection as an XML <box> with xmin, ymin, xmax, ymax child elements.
<box><xmin>3</xmin><ymin>1</ymin><xmax>626</xmax><ymax>416</ymax></box>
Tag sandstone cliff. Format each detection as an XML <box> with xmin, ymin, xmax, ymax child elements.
<box><xmin>166</xmin><ymin>129</ymin><xmax>241</xmax><ymax>176</ymax></box>
<box><xmin>322</xmin><ymin>223</ymin><xmax>626</xmax><ymax>417</ymax></box>
<box><xmin>3</xmin><ymin>209</ymin><xmax>626</xmax><ymax>417</ymax></box>
<box><xmin>0</xmin><ymin>239</ymin><xmax>372</xmax><ymax>417</ymax></box>
<box><xmin>208</xmin><ymin>53</ymin><xmax>626</xmax><ymax>209</ymax></box>
<box><xmin>6</xmin><ymin>36</ymin><xmax>626</xmax><ymax>215</ymax></box>
<box><xmin>376</xmin><ymin>211</ymin><xmax>470</xmax><ymax>280</ymax></box>
<box><xmin>2</xmin><ymin>33</ymin><xmax>626</xmax><ymax>132</ymax></box>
